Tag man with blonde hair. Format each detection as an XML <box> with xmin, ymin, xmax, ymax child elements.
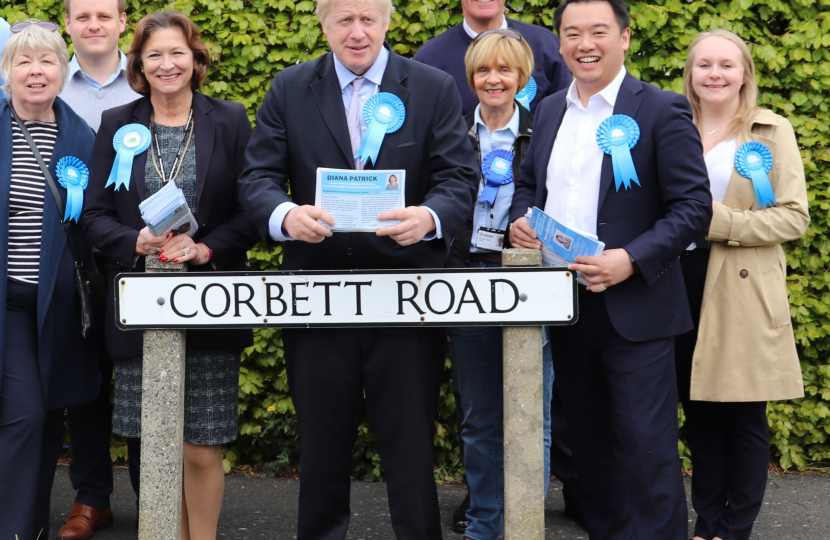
<box><xmin>239</xmin><ymin>0</ymin><xmax>478</xmax><ymax>537</ymax></box>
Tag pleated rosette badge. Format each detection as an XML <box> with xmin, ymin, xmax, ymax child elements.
<box><xmin>735</xmin><ymin>142</ymin><xmax>777</xmax><ymax>208</ymax></box>
<box><xmin>355</xmin><ymin>92</ymin><xmax>405</xmax><ymax>166</ymax></box>
<box><xmin>515</xmin><ymin>76</ymin><xmax>537</xmax><ymax>111</ymax></box>
<box><xmin>55</xmin><ymin>157</ymin><xmax>89</xmax><ymax>223</ymax></box>
<box><xmin>480</xmin><ymin>149</ymin><xmax>515</xmax><ymax>206</ymax></box>
<box><xmin>106</xmin><ymin>124</ymin><xmax>152</xmax><ymax>191</ymax></box>
<box><xmin>596</xmin><ymin>114</ymin><xmax>641</xmax><ymax>191</ymax></box>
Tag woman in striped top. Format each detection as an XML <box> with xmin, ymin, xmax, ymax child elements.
<box><xmin>0</xmin><ymin>20</ymin><xmax>98</xmax><ymax>539</ymax></box>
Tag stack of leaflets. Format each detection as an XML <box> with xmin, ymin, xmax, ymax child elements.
<box><xmin>138</xmin><ymin>180</ymin><xmax>198</xmax><ymax>237</ymax></box>
<box><xmin>526</xmin><ymin>206</ymin><xmax>605</xmax><ymax>286</ymax></box>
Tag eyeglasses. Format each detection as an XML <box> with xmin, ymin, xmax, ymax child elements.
<box><xmin>10</xmin><ymin>20</ymin><xmax>60</xmax><ymax>33</ymax></box>
<box><xmin>472</xmin><ymin>28</ymin><xmax>523</xmax><ymax>44</ymax></box>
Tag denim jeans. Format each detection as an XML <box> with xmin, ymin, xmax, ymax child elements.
<box><xmin>450</xmin><ymin>261</ymin><xmax>554</xmax><ymax>540</ymax></box>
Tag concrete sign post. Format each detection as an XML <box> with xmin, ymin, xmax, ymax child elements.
<box><xmin>502</xmin><ymin>248</ymin><xmax>547</xmax><ymax>540</ymax></box>
<box><xmin>138</xmin><ymin>255</ymin><xmax>187</xmax><ymax>539</ymax></box>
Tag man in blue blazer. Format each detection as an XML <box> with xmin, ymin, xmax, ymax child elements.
<box><xmin>509</xmin><ymin>1</ymin><xmax>712</xmax><ymax>539</ymax></box>
<box><xmin>238</xmin><ymin>0</ymin><xmax>478</xmax><ymax>537</ymax></box>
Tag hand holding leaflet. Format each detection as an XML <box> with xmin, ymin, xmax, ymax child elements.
<box><xmin>526</xmin><ymin>206</ymin><xmax>605</xmax><ymax>286</ymax></box>
<box><xmin>138</xmin><ymin>180</ymin><xmax>199</xmax><ymax>237</ymax></box>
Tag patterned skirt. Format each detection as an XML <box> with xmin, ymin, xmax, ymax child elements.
<box><xmin>113</xmin><ymin>347</ymin><xmax>240</xmax><ymax>445</ymax></box>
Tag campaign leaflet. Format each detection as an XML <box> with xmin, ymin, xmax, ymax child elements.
<box><xmin>315</xmin><ymin>168</ymin><xmax>405</xmax><ymax>232</ymax></box>
<box><xmin>139</xmin><ymin>180</ymin><xmax>198</xmax><ymax>237</ymax></box>
<box><xmin>526</xmin><ymin>206</ymin><xmax>605</xmax><ymax>286</ymax></box>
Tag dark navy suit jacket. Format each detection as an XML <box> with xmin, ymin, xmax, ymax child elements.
<box><xmin>509</xmin><ymin>73</ymin><xmax>713</xmax><ymax>341</ymax></box>
<box><xmin>238</xmin><ymin>45</ymin><xmax>479</xmax><ymax>271</ymax></box>
<box><xmin>0</xmin><ymin>97</ymin><xmax>99</xmax><ymax>410</ymax></box>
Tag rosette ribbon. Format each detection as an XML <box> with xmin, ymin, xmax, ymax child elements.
<box><xmin>480</xmin><ymin>149</ymin><xmax>514</xmax><ymax>206</ymax></box>
<box><xmin>355</xmin><ymin>92</ymin><xmax>405</xmax><ymax>166</ymax></box>
<box><xmin>516</xmin><ymin>76</ymin><xmax>537</xmax><ymax>111</ymax></box>
<box><xmin>735</xmin><ymin>142</ymin><xmax>777</xmax><ymax>208</ymax></box>
<box><xmin>55</xmin><ymin>156</ymin><xmax>89</xmax><ymax>223</ymax></box>
<box><xmin>596</xmin><ymin>114</ymin><xmax>641</xmax><ymax>190</ymax></box>
<box><xmin>106</xmin><ymin>124</ymin><xmax>151</xmax><ymax>191</ymax></box>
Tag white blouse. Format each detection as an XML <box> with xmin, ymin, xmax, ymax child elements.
<box><xmin>705</xmin><ymin>137</ymin><xmax>738</xmax><ymax>204</ymax></box>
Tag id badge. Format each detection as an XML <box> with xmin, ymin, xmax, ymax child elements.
<box><xmin>476</xmin><ymin>227</ymin><xmax>506</xmax><ymax>251</ymax></box>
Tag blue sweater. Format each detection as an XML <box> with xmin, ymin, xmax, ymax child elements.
<box><xmin>413</xmin><ymin>18</ymin><xmax>572</xmax><ymax>115</ymax></box>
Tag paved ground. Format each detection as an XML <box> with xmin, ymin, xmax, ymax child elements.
<box><xmin>48</xmin><ymin>466</ymin><xmax>829</xmax><ymax>539</ymax></box>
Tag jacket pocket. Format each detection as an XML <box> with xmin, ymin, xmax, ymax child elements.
<box><xmin>761</xmin><ymin>268</ymin><xmax>791</xmax><ymax>328</ymax></box>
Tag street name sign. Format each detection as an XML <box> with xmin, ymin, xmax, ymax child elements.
<box><xmin>116</xmin><ymin>267</ymin><xmax>576</xmax><ymax>329</ymax></box>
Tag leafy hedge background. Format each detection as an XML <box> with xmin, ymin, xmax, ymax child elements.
<box><xmin>2</xmin><ymin>0</ymin><xmax>828</xmax><ymax>476</ymax></box>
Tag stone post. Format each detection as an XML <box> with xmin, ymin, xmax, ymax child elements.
<box><xmin>139</xmin><ymin>255</ymin><xmax>187</xmax><ymax>539</ymax></box>
<box><xmin>501</xmin><ymin>248</ymin><xmax>545</xmax><ymax>540</ymax></box>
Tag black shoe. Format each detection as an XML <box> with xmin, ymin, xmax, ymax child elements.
<box><xmin>452</xmin><ymin>491</ymin><xmax>471</xmax><ymax>533</ymax></box>
<box><xmin>563</xmin><ymin>492</ymin><xmax>587</xmax><ymax>531</ymax></box>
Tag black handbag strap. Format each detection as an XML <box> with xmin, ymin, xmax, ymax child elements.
<box><xmin>9</xmin><ymin>103</ymin><xmax>86</xmax><ymax>269</ymax></box>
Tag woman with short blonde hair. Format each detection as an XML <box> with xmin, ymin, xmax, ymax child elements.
<box><xmin>677</xmin><ymin>28</ymin><xmax>810</xmax><ymax>540</ymax></box>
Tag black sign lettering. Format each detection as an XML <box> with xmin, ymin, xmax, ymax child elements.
<box><xmin>291</xmin><ymin>282</ymin><xmax>311</xmax><ymax>316</ymax></box>
<box><xmin>313</xmin><ymin>282</ymin><xmax>341</xmax><ymax>316</ymax></box>
<box><xmin>425</xmin><ymin>279</ymin><xmax>455</xmax><ymax>315</ymax></box>
<box><xmin>344</xmin><ymin>281</ymin><xmax>372</xmax><ymax>315</ymax></box>
<box><xmin>202</xmin><ymin>283</ymin><xmax>231</xmax><ymax>318</ymax></box>
<box><xmin>233</xmin><ymin>283</ymin><xmax>261</xmax><ymax>317</ymax></box>
<box><xmin>265</xmin><ymin>283</ymin><xmax>287</xmax><ymax>316</ymax></box>
<box><xmin>170</xmin><ymin>283</ymin><xmax>197</xmax><ymax>318</ymax></box>
<box><xmin>455</xmin><ymin>280</ymin><xmax>485</xmax><ymax>314</ymax></box>
<box><xmin>397</xmin><ymin>280</ymin><xmax>424</xmax><ymax>315</ymax></box>
<box><xmin>490</xmin><ymin>279</ymin><xmax>519</xmax><ymax>314</ymax></box>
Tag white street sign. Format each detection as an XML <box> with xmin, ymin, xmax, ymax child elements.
<box><xmin>116</xmin><ymin>268</ymin><xmax>576</xmax><ymax>329</ymax></box>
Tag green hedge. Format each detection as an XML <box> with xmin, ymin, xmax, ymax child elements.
<box><xmin>3</xmin><ymin>0</ymin><xmax>828</xmax><ymax>475</ymax></box>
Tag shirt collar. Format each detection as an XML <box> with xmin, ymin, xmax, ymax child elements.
<box><xmin>565</xmin><ymin>65</ymin><xmax>627</xmax><ymax>109</ymax></box>
<box><xmin>473</xmin><ymin>103</ymin><xmax>520</xmax><ymax>138</ymax></box>
<box><xmin>462</xmin><ymin>14</ymin><xmax>508</xmax><ymax>40</ymax></box>
<box><xmin>333</xmin><ymin>45</ymin><xmax>389</xmax><ymax>91</ymax></box>
<box><xmin>68</xmin><ymin>49</ymin><xmax>128</xmax><ymax>81</ymax></box>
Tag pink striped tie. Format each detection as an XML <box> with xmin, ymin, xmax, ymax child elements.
<box><xmin>347</xmin><ymin>77</ymin><xmax>365</xmax><ymax>170</ymax></box>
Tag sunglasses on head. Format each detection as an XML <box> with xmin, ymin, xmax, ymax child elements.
<box><xmin>10</xmin><ymin>20</ymin><xmax>59</xmax><ymax>33</ymax></box>
<box><xmin>473</xmin><ymin>28</ymin><xmax>523</xmax><ymax>44</ymax></box>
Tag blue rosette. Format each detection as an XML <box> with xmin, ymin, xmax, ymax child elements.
<box><xmin>596</xmin><ymin>114</ymin><xmax>641</xmax><ymax>190</ymax></box>
<box><xmin>355</xmin><ymin>92</ymin><xmax>405</xmax><ymax>166</ymax></box>
<box><xmin>106</xmin><ymin>123</ymin><xmax>151</xmax><ymax>191</ymax></box>
<box><xmin>55</xmin><ymin>156</ymin><xmax>89</xmax><ymax>223</ymax></box>
<box><xmin>515</xmin><ymin>76</ymin><xmax>537</xmax><ymax>111</ymax></box>
<box><xmin>735</xmin><ymin>142</ymin><xmax>776</xmax><ymax>208</ymax></box>
<box><xmin>480</xmin><ymin>149</ymin><xmax>515</xmax><ymax>206</ymax></box>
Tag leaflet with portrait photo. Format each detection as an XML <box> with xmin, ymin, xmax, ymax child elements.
<box><xmin>526</xmin><ymin>206</ymin><xmax>605</xmax><ymax>286</ymax></box>
<box><xmin>315</xmin><ymin>168</ymin><xmax>406</xmax><ymax>232</ymax></box>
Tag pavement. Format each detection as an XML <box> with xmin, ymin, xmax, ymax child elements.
<box><xmin>48</xmin><ymin>465</ymin><xmax>829</xmax><ymax>539</ymax></box>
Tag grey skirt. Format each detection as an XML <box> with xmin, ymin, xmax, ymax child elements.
<box><xmin>113</xmin><ymin>347</ymin><xmax>240</xmax><ymax>445</ymax></box>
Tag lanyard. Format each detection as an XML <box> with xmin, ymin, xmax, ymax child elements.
<box><xmin>150</xmin><ymin>109</ymin><xmax>194</xmax><ymax>183</ymax></box>
<box><xmin>474</xmin><ymin>124</ymin><xmax>516</xmax><ymax>229</ymax></box>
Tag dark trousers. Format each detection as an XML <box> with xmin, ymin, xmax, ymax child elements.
<box><xmin>65</xmin><ymin>340</ymin><xmax>114</xmax><ymax>510</ymax></box>
<box><xmin>283</xmin><ymin>327</ymin><xmax>446</xmax><ymax>540</ymax></box>
<box><xmin>0</xmin><ymin>281</ymin><xmax>63</xmax><ymax>540</ymax></box>
<box><xmin>676</xmin><ymin>249</ymin><xmax>769</xmax><ymax>540</ymax></box>
<box><xmin>549</xmin><ymin>292</ymin><xmax>687</xmax><ymax>540</ymax></box>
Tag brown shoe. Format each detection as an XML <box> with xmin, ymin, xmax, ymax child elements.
<box><xmin>57</xmin><ymin>503</ymin><xmax>114</xmax><ymax>540</ymax></box>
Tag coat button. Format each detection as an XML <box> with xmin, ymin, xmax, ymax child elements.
<box><xmin>347</xmin><ymin>247</ymin><xmax>353</xmax><ymax>256</ymax></box>
<box><xmin>740</xmin><ymin>269</ymin><xmax>748</xmax><ymax>278</ymax></box>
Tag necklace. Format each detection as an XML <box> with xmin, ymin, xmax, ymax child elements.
<box><xmin>149</xmin><ymin>109</ymin><xmax>194</xmax><ymax>183</ymax></box>
<box><xmin>707</xmin><ymin>128</ymin><xmax>719</xmax><ymax>135</ymax></box>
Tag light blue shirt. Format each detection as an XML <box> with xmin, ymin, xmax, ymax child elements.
<box><xmin>0</xmin><ymin>18</ymin><xmax>10</xmax><ymax>99</ymax></box>
<box><xmin>471</xmin><ymin>104</ymin><xmax>519</xmax><ymax>253</ymax></box>
<box><xmin>67</xmin><ymin>50</ymin><xmax>128</xmax><ymax>90</ymax></box>
<box><xmin>268</xmin><ymin>47</ymin><xmax>442</xmax><ymax>242</ymax></box>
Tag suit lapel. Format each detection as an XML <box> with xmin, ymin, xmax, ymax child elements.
<box><xmin>536</xmin><ymin>97</ymin><xmax>567</xmax><ymax>201</ymax></box>
<box><xmin>311</xmin><ymin>53</ymin><xmax>355</xmax><ymax>166</ymax></box>
<box><xmin>132</xmin><ymin>98</ymin><xmax>153</xmax><ymax>201</ymax></box>
<box><xmin>599</xmin><ymin>73</ymin><xmax>644</xmax><ymax>213</ymax></box>
<box><xmin>192</xmin><ymin>93</ymin><xmax>214</xmax><ymax>207</ymax></box>
<box><xmin>370</xmin><ymin>48</ymin><xmax>411</xmax><ymax>171</ymax></box>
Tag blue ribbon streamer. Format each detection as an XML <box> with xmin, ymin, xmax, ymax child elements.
<box><xmin>480</xmin><ymin>150</ymin><xmax>514</xmax><ymax>206</ymax></box>
<box><xmin>55</xmin><ymin>156</ymin><xmax>89</xmax><ymax>223</ymax></box>
<box><xmin>596</xmin><ymin>115</ymin><xmax>641</xmax><ymax>190</ymax></box>
<box><xmin>106</xmin><ymin>124</ymin><xmax>151</xmax><ymax>191</ymax></box>
<box><xmin>516</xmin><ymin>76</ymin><xmax>537</xmax><ymax>111</ymax></box>
<box><xmin>735</xmin><ymin>142</ymin><xmax>777</xmax><ymax>209</ymax></box>
<box><xmin>355</xmin><ymin>93</ymin><xmax>405</xmax><ymax>166</ymax></box>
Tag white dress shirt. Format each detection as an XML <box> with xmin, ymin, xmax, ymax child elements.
<box><xmin>544</xmin><ymin>66</ymin><xmax>627</xmax><ymax>236</ymax></box>
<box><xmin>267</xmin><ymin>47</ymin><xmax>441</xmax><ymax>242</ymax></box>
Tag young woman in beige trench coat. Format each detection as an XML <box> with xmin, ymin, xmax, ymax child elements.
<box><xmin>676</xmin><ymin>30</ymin><xmax>810</xmax><ymax>540</ymax></box>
